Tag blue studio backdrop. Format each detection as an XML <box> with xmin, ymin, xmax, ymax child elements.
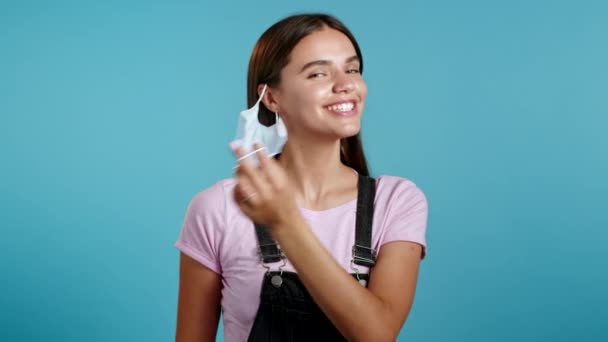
<box><xmin>1</xmin><ymin>0</ymin><xmax>607</xmax><ymax>341</ymax></box>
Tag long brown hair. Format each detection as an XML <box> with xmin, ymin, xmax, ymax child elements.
<box><xmin>247</xmin><ymin>13</ymin><xmax>370</xmax><ymax>176</ymax></box>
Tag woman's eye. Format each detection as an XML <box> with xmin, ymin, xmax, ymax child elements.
<box><xmin>308</xmin><ymin>72</ymin><xmax>326</xmax><ymax>79</ymax></box>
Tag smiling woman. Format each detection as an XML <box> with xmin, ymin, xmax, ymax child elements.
<box><xmin>174</xmin><ymin>13</ymin><xmax>428</xmax><ymax>342</ymax></box>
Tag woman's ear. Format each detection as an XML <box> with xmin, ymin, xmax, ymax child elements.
<box><xmin>258</xmin><ymin>84</ymin><xmax>280</xmax><ymax>113</ymax></box>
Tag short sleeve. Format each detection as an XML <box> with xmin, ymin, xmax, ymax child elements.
<box><xmin>380</xmin><ymin>179</ymin><xmax>429</xmax><ymax>259</ymax></box>
<box><xmin>174</xmin><ymin>182</ymin><xmax>226</xmax><ymax>274</ymax></box>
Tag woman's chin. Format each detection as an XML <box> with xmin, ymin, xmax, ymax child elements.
<box><xmin>337</xmin><ymin>124</ymin><xmax>361</xmax><ymax>138</ymax></box>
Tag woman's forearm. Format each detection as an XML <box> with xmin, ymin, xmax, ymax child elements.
<box><xmin>271</xmin><ymin>214</ymin><xmax>397</xmax><ymax>342</ymax></box>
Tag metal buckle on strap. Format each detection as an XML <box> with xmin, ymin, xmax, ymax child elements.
<box><xmin>349</xmin><ymin>259</ymin><xmax>369</xmax><ymax>287</ymax></box>
<box><xmin>257</xmin><ymin>242</ymin><xmax>284</xmax><ymax>260</ymax></box>
<box><xmin>350</xmin><ymin>244</ymin><xmax>376</xmax><ymax>287</ymax></box>
<box><xmin>262</xmin><ymin>257</ymin><xmax>286</xmax><ymax>275</ymax></box>
<box><xmin>351</xmin><ymin>244</ymin><xmax>377</xmax><ymax>265</ymax></box>
<box><xmin>257</xmin><ymin>243</ymin><xmax>286</xmax><ymax>275</ymax></box>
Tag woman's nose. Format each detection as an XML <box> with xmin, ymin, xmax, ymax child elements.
<box><xmin>332</xmin><ymin>72</ymin><xmax>356</xmax><ymax>93</ymax></box>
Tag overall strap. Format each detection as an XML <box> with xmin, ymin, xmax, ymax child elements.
<box><xmin>254</xmin><ymin>223</ymin><xmax>283</xmax><ymax>263</ymax></box>
<box><xmin>352</xmin><ymin>174</ymin><xmax>377</xmax><ymax>268</ymax></box>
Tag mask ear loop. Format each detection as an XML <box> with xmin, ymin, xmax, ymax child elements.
<box><xmin>257</xmin><ymin>84</ymin><xmax>268</xmax><ymax>106</ymax></box>
<box><xmin>258</xmin><ymin>84</ymin><xmax>282</xmax><ymax>129</ymax></box>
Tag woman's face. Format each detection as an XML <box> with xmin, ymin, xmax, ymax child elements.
<box><xmin>269</xmin><ymin>27</ymin><xmax>367</xmax><ymax>142</ymax></box>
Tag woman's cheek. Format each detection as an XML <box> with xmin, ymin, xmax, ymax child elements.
<box><xmin>356</xmin><ymin>79</ymin><xmax>368</xmax><ymax>100</ymax></box>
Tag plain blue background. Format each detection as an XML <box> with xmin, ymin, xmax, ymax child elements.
<box><xmin>1</xmin><ymin>0</ymin><xmax>607</xmax><ymax>341</ymax></box>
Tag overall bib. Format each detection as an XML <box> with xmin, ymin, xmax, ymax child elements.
<box><xmin>247</xmin><ymin>174</ymin><xmax>377</xmax><ymax>342</ymax></box>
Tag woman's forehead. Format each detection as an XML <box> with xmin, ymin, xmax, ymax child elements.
<box><xmin>288</xmin><ymin>28</ymin><xmax>358</xmax><ymax>66</ymax></box>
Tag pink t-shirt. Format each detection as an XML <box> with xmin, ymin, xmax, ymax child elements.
<box><xmin>175</xmin><ymin>174</ymin><xmax>428</xmax><ymax>342</ymax></box>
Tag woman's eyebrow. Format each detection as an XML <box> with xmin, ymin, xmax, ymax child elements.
<box><xmin>299</xmin><ymin>55</ymin><xmax>360</xmax><ymax>73</ymax></box>
<box><xmin>344</xmin><ymin>55</ymin><xmax>360</xmax><ymax>64</ymax></box>
<box><xmin>299</xmin><ymin>60</ymin><xmax>331</xmax><ymax>73</ymax></box>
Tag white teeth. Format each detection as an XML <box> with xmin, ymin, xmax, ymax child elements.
<box><xmin>326</xmin><ymin>102</ymin><xmax>354</xmax><ymax>112</ymax></box>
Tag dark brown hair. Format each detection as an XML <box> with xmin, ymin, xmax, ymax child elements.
<box><xmin>247</xmin><ymin>13</ymin><xmax>370</xmax><ymax>176</ymax></box>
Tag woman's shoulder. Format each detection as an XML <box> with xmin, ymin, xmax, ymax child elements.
<box><xmin>372</xmin><ymin>175</ymin><xmax>429</xmax><ymax>259</ymax></box>
<box><xmin>176</xmin><ymin>178</ymin><xmax>242</xmax><ymax>273</ymax></box>
<box><xmin>185</xmin><ymin>178</ymin><xmax>238</xmax><ymax>214</ymax></box>
<box><xmin>375</xmin><ymin>174</ymin><xmax>423</xmax><ymax>191</ymax></box>
<box><xmin>374</xmin><ymin>174</ymin><xmax>427</xmax><ymax>205</ymax></box>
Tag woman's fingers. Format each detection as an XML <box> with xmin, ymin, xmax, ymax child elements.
<box><xmin>232</xmin><ymin>144</ymin><xmax>271</xmax><ymax>200</ymax></box>
<box><xmin>253</xmin><ymin>143</ymin><xmax>288</xmax><ymax>191</ymax></box>
<box><xmin>234</xmin><ymin>174</ymin><xmax>258</xmax><ymax>204</ymax></box>
<box><xmin>254</xmin><ymin>144</ymin><xmax>270</xmax><ymax>170</ymax></box>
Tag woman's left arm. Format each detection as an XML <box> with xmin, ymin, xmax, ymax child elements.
<box><xmin>273</xmin><ymin>216</ymin><xmax>422</xmax><ymax>342</ymax></box>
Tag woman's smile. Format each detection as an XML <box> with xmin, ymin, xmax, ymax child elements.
<box><xmin>324</xmin><ymin>99</ymin><xmax>359</xmax><ymax>117</ymax></box>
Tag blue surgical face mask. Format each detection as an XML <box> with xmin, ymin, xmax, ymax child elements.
<box><xmin>230</xmin><ymin>84</ymin><xmax>288</xmax><ymax>167</ymax></box>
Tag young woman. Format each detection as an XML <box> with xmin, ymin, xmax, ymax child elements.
<box><xmin>175</xmin><ymin>13</ymin><xmax>428</xmax><ymax>342</ymax></box>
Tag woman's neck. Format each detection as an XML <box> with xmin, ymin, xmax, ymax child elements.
<box><xmin>278</xmin><ymin>139</ymin><xmax>356</xmax><ymax>208</ymax></box>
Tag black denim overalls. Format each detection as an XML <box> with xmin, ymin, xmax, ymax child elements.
<box><xmin>247</xmin><ymin>174</ymin><xmax>377</xmax><ymax>342</ymax></box>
